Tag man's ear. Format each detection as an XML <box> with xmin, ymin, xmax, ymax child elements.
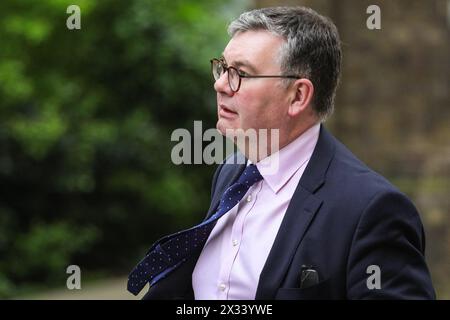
<box><xmin>288</xmin><ymin>78</ymin><xmax>314</xmax><ymax>117</ymax></box>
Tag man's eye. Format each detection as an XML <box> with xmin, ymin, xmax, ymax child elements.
<box><xmin>238</xmin><ymin>70</ymin><xmax>248</xmax><ymax>76</ymax></box>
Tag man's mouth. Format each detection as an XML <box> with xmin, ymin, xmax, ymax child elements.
<box><xmin>219</xmin><ymin>105</ymin><xmax>238</xmax><ymax>118</ymax></box>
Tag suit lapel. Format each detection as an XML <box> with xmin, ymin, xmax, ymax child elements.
<box><xmin>255</xmin><ymin>125</ymin><xmax>336</xmax><ymax>299</ymax></box>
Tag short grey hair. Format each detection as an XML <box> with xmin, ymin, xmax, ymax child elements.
<box><xmin>228</xmin><ymin>6</ymin><xmax>342</xmax><ymax>120</ymax></box>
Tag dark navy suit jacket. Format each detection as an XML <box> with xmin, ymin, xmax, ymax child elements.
<box><xmin>144</xmin><ymin>125</ymin><xmax>435</xmax><ymax>299</ymax></box>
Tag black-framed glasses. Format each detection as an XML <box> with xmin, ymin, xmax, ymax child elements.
<box><xmin>210</xmin><ymin>58</ymin><xmax>300</xmax><ymax>92</ymax></box>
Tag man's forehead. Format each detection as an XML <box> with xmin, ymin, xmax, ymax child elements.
<box><xmin>220</xmin><ymin>54</ymin><xmax>258</xmax><ymax>72</ymax></box>
<box><xmin>221</xmin><ymin>30</ymin><xmax>284</xmax><ymax>70</ymax></box>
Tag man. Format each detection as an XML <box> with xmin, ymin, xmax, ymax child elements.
<box><xmin>128</xmin><ymin>6</ymin><xmax>435</xmax><ymax>299</ymax></box>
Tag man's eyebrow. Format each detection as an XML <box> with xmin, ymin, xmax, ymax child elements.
<box><xmin>220</xmin><ymin>55</ymin><xmax>258</xmax><ymax>74</ymax></box>
<box><xmin>234</xmin><ymin>60</ymin><xmax>258</xmax><ymax>73</ymax></box>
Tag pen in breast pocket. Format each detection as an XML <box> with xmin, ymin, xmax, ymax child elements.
<box><xmin>300</xmin><ymin>265</ymin><xmax>319</xmax><ymax>289</ymax></box>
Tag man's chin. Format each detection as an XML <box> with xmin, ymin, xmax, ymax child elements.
<box><xmin>216</xmin><ymin>119</ymin><xmax>235</xmax><ymax>137</ymax></box>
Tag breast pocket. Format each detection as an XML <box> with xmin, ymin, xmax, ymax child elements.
<box><xmin>275</xmin><ymin>279</ymin><xmax>332</xmax><ymax>300</ymax></box>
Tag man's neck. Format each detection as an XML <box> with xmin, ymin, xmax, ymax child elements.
<box><xmin>238</xmin><ymin>120</ymin><xmax>320</xmax><ymax>163</ymax></box>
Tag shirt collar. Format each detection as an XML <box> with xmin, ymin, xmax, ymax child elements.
<box><xmin>251</xmin><ymin>123</ymin><xmax>321</xmax><ymax>194</ymax></box>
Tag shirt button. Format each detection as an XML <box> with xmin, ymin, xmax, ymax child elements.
<box><xmin>232</xmin><ymin>239</ymin><xmax>239</xmax><ymax>246</ymax></box>
<box><xmin>246</xmin><ymin>195</ymin><xmax>252</xmax><ymax>202</ymax></box>
<box><xmin>219</xmin><ymin>283</ymin><xmax>226</xmax><ymax>291</ymax></box>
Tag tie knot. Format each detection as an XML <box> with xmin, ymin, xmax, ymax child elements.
<box><xmin>236</xmin><ymin>164</ymin><xmax>263</xmax><ymax>187</ymax></box>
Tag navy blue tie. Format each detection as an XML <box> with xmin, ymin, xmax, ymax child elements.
<box><xmin>127</xmin><ymin>164</ymin><xmax>263</xmax><ymax>295</ymax></box>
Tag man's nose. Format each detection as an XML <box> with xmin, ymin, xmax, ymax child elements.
<box><xmin>214</xmin><ymin>72</ymin><xmax>234</xmax><ymax>96</ymax></box>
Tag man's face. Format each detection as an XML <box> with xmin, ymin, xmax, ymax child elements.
<box><xmin>214</xmin><ymin>30</ymin><xmax>291</xmax><ymax>136</ymax></box>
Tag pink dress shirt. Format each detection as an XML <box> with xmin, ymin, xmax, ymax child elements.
<box><xmin>192</xmin><ymin>123</ymin><xmax>320</xmax><ymax>299</ymax></box>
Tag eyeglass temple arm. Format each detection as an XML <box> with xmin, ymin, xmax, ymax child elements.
<box><xmin>240</xmin><ymin>75</ymin><xmax>300</xmax><ymax>79</ymax></box>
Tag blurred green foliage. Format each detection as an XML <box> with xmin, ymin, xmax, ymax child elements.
<box><xmin>0</xmin><ymin>0</ymin><xmax>247</xmax><ymax>297</ymax></box>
